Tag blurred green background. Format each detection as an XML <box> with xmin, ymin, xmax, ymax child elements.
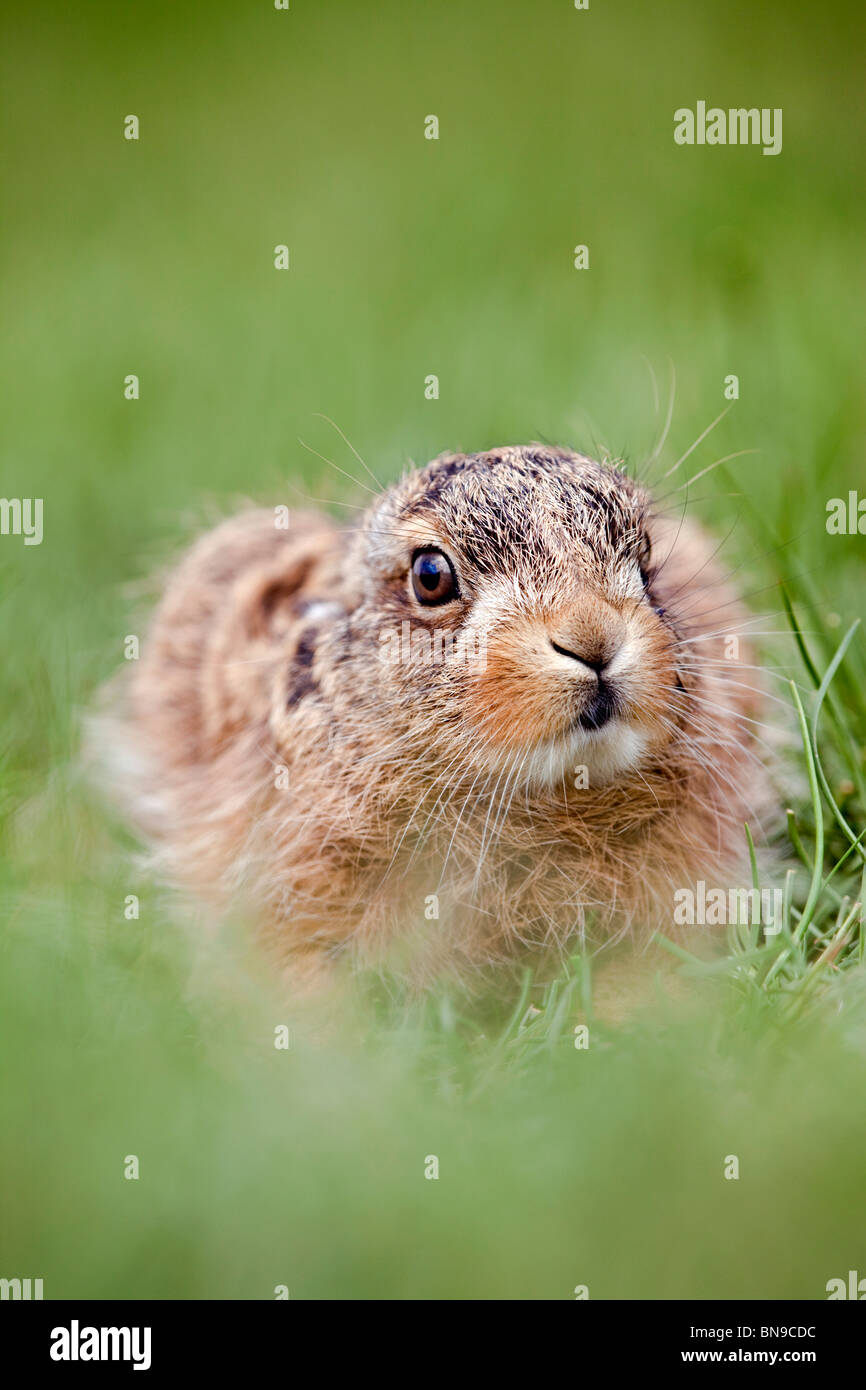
<box><xmin>2</xmin><ymin>0</ymin><xmax>865</xmax><ymax>1299</ymax></box>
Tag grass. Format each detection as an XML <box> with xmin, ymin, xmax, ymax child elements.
<box><xmin>1</xmin><ymin>0</ymin><xmax>865</xmax><ymax>1299</ymax></box>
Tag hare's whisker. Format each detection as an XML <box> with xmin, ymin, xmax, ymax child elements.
<box><xmin>311</xmin><ymin>413</ymin><xmax>385</xmax><ymax>491</ymax></box>
<box><xmin>646</xmin><ymin>356</ymin><xmax>676</xmax><ymax>467</ymax></box>
<box><xmin>660</xmin><ymin>405</ymin><xmax>731</xmax><ymax>481</ymax></box>
<box><xmin>297</xmin><ymin>437</ymin><xmax>379</xmax><ymax>496</ymax></box>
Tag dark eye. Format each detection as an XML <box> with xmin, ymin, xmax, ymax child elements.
<box><xmin>411</xmin><ymin>548</ymin><xmax>458</xmax><ymax>605</ymax></box>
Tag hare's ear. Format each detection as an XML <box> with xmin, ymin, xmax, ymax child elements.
<box><xmin>234</xmin><ymin>550</ymin><xmax>316</xmax><ymax>642</ymax></box>
<box><xmin>199</xmin><ymin>541</ymin><xmax>321</xmax><ymax>746</ymax></box>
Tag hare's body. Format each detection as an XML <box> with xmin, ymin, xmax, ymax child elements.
<box><xmin>105</xmin><ymin>447</ymin><xmax>769</xmax><ymax>984</ymax></box>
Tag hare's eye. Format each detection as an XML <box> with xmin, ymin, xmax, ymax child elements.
<box><xmin>411</xmin><ymin>548</ymin><xmax>458</xmax><ymax>605</ymax></box>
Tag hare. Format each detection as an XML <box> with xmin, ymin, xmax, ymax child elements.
<box><xmin>98</xmin><ymin>446</ymin><xmax>771</xmax><ymax>988</ymax></box>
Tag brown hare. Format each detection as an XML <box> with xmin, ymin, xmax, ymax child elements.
<box><xmin>97</xmin><ymin>446</ymin><xmax>771</xmax><ymax>989</ymax></box>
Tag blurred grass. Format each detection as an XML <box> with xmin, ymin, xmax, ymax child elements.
<box><xmin>1</xmin><ymin>0</ymin><xmax>865</xmax><ymax>1298</ymax></box>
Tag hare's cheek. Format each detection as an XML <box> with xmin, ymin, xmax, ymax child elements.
<box><xmin>610</xmin><ymin>621</ymin><xmax>681</xmax><ymax>743</ymax></box>
<box><xmin>461</xmin><ymin>630</ymin><xmax>582</xmax><ymax>751</ymax></box>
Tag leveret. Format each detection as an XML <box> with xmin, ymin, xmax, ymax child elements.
<box><xmin>102</xmin><ymin>446</ymin><xmax>769</xmax><ymax>986</ymax></box>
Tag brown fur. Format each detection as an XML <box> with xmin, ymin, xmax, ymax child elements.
<box><xmin>96</xmin><ymin>446</ymin><xmax>772</xmax><ymax>988</ymax></box>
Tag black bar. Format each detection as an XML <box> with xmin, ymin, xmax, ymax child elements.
<box><xmin>2</xmin><ymin>1300</ymin><xmax>859</xmax><ymax>1373</ymax></box>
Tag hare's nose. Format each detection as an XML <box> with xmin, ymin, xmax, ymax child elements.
<box><xmin>550</xmin><ymin>639</ymin><xmax>608</xmax><ymax>674</ymax></box>
<box><xmin>549</xmin><ymin>637</ymin><xmax>623</xmax><ymax>730</ymax></box>
<box><xmin>549</xmin><ymin>636</ymin><xmax>622</xmax><ymax>677</ymax></box>
<box><xmin>549</xmin><ymin>602</ymin><xmax>626</xmax><ymax>674</ymax></box>
<box><xmin>550</xmin><ymin>640</ymin><xmax>619</xmax><ymax>730</ymax></box>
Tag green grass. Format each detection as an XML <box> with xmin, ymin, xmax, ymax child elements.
<box><xmin>1</xmin><ymin>0</ymin><xmax>865</xmax><ymax>1299</ymax></box>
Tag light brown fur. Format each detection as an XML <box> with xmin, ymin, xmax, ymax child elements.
<box><xmin>97</xmin><ymin>446</ymin><xmax>772</xmax><ymax>988</ymax></box>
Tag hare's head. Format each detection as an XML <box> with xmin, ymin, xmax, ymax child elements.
<box><xmin>346</xmin><ymin>446</ymin><xmax>685</xmax><ymax>789</ymax></box>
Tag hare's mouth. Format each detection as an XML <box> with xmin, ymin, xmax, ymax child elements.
<box><xmin>573</xmin><ymin>683</ymin><xmax>620</xmax><ymax>732</ymax></box>
<box><xmin>522</xmin><ymin>719</ymin><xmax>649</xmax><ymax>790</ymax></box>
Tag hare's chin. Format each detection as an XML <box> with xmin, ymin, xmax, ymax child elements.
<box><xmin>524</xmin><ymin>722</ymin><xmax>649</xmax><ymax>790</ymax></box>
